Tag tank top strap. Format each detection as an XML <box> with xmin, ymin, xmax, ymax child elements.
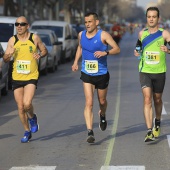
<box><xmin>14</xmin><ymin>35</ymin><xmax>19</xmax><ymax>45</ymax></box>
<box><xmin>29</xmin><ymin>33</ymin><xmax>34</xmax><ymax>44</ymax></box>
<box><xmin>14</xmin><ymin>33</ymin><xmax>35</xmax><ymax>45</ymax></box>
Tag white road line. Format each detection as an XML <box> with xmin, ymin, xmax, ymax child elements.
<box><xmin>100</xmin><ymin>166</ymin><xmax>145</xmax><ymax>170</ymax></box>
<box><xmin>9</xmin><ymin>166</ymin><xmax>56</xmax><ymax>170</ymax></box>
<box><xmin>162</xmin><ymin>103</ymin><xmax>167</xmax><ymax>115</ymax></box>
<box><xmin>167</xmin><ymin>135</ymin><xmax>170</xmax><ymax>148</ymax></box>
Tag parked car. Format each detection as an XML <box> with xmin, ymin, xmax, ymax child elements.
<box><xmin>0</xmin><ymin>43</ymin><xmax>8</xmax><ymax>99</ymax></box>
<box><xmin>71</xmin><ymin>23</ymin><xmax>85</xmax><ymax>33</ymax></box>
<box><xmin>37</xmin><ymin>48</ymin><xmax>48</xmax><ymax>76</ymax></box>
<box><xmin>30</xmin><ymin>29</ymin><xmax>62</xmax><ymax>72</ymax></box>
<box><xmin>31</xmin><ymin>20</ymin><xmax>73</xmax><ymax>63</ymax></box>
<box><xmin>69</xmin><ymin>25</ymin><xmax>78</xmax><ymax>60</ymax></box>
<box><xmin>0</xmin><ymin>16</ymin><xmax>17</xmax><ymax>89</ymax></box>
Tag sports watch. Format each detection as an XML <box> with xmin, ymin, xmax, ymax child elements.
<box><xmin>105</xmin><ymin>50</ymin><xmax>109</xmax><ymax>55</ymax></box>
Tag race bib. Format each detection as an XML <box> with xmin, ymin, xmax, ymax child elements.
<box><xmin>85</xmin><ymin>60</ymin><xmax>98</xmax><ymax>73</ymax></box>
<box><xmin>16</xmin><ymin>60</ymin><xmax>31</xmax><ymax>74</ymax></box>
<box><xmin>145</xmin><ymin>51</ymin><xmax>160</xmax><ymax>64</ymax></box>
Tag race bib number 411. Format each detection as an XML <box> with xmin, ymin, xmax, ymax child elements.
<box><xmin>16</xmin><ymin>60</ymin><xmax>31</xmax><ymax>74</ymax></box>
<box><xmin>85</xmin><ymin>60</ymin><xmax>98</xmax><ymax>73</ymax></box>
<box><xmin>145</xmin><ymin>51</ymin><xmax>160</xmax><ymax>64</ymax></box>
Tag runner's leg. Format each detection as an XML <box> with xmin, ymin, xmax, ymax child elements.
<box><xmin>83</xmin><ymin>82</ymin><xmax>95</xmax><ymax>130</ymax></box>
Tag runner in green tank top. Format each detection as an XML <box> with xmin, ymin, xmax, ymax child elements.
<box><xmin>134</xmin><ymin>7</ymin><xmax>170</xmax><ymax>142</ymax></box>
<box><xmin>139</xmin><ymin>28</ymin><xmax>166</xmax><ymax>73</ymax></box>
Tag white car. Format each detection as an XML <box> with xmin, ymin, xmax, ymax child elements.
<box><xmin>0</xmin><ymin>16</ymin><xmax>17</xmax><ymax>89</ymax></box>
<box><xmin>30</xmin><ymin>29</ymin><xmax>62</xmax><ymax>72</ymax></box>
<box><xmin>69</xmin><ymin>25</ymin><xmax>78</xmax><ymax>60</ymax></box>
<box><xmin>30</xmin><ymin>20</ymin><xmax>73</xmax><ymax>63</ymax></box>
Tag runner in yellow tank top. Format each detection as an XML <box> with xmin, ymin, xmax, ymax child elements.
<box><xmin>134</xmin><ymin>7</ymin><xmax>170</xmax><ymax>142</ymax></box>
<box><xmin>12</xmin><ymin>33</ymin><xmax>39</xmax><ymax>80</ymax></box>
<box><xmin>3</xmin><ymin>16</ymin><xmax>48</xmax><ymax>143</ymax></box>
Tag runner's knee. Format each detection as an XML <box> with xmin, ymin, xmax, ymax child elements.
<box><xmin>23</xmin><ymin>102</ymin><xmax>32</xmax><ymax>112</ymax></box>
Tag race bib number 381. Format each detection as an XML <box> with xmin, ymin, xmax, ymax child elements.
<box><xmin>145</xmin><ymin>51</ymin><xmax>160</xmax><ymax>64</ymax></box>
<box><xmin>85</xmin><ymin>60</ymin><xmax>98</xmax><ymax>73</ymax></box>
<box><xmin>16</xmin><ymin>60</ymin><xmax>31</xmax><ymax>74</ymax></box>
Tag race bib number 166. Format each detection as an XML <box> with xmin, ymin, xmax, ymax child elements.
<box><xmin>85</xmin><ymin>60</ymin><xmax>98</xmax><ymax>73</ymax></box>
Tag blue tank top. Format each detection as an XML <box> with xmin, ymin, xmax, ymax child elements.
<box><xmin>81</xmin><ymin>30</ymin><xmax>108</xmax><ymax>76</ymax></box>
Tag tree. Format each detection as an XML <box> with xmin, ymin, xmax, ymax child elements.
<box><xmin>4</xmin><ymin>0</ymin><xmax>18</xmax><ymax>16</ymax></box>
<box><xmin>159</xmin><ymin>3</ymin><xmax>170</xmax><ymax>21</ymax></box>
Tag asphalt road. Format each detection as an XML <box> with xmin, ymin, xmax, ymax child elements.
<box><xmin>1</xmin><ymin>29</ymin><xmax>170</xmax><ymax>170</ymax></box>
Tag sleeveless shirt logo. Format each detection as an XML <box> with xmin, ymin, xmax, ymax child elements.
<box><xmin>157</xmin><ymin>41</ymin><xmax>162</xmax><ymax>47</ymax></box>
<box><xmin>16</xmin><ymin>47</ymin><xmax>20</xmax><ymax>52</ymax></box>
<box><xmin>94</xmin><ymin>40</ymin><xmax>98</xmax><ymax>43</ymax></box>
<box><xmin>29</xmin><ymin>46</ymin><xmax>33</xmax><ymax>53</ymax></box>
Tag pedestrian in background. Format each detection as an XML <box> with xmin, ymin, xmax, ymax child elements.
<box><xmin>3</xmin><ymin>16</ymin><xmax>48</xmax><ymax>143</ymax></box>
<box><xmin>134</xmin><ymin>7</ymin><xmax>170</xmax><ymax>142</ymax></box>
<box><xmin>72</xmin><ymin>12</ymin><xmax>120</xmax><ymax>143</ymax></box>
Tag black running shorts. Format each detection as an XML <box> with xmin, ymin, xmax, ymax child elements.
<box><xmin>80</xmin><ymin>71</ymin><xmax>110</xmax><ymax>89</ymax></box>
<box><xmin>12</xmin><ymin>79</ymin><xmax>38</xmax><ymax>91</ymax></box>
<box><xmin>139</xmin><ymin>72</ymin><xmax>166</xmax><ymax>93</ymax></box>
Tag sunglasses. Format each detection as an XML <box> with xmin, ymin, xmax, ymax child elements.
<box><xmin>15</xmin><ymin>22</ymin><xmax>28</xmax><ymax>27</ymax></box>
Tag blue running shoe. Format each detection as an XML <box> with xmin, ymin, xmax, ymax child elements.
<box><xmin>29</xmin><ymin>114</ymin><xmax>39</xmax><ymax>133</ymax></box>
<box><xmin>21</xmin><ymin>131</ymin><xmax>32</xmax><ymax>143</ymax></box>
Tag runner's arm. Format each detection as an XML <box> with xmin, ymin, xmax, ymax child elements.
<box><xmin>3</xmin><ymin>37</ymin><xmax>15</xmax><ymax>63</ymax></box>
<box><xmin>72</xmin><ymin>32</ymin><xmax>82</xmax><ymax>72</ymax></box>
<box><xmin>134</xmin><ymin>30</ymin><xmax>143</xmax><ymax>57</ymax></box>
<box><xmin>33</xmin><ymin>34</ymin><xmax>48</xmax><ymax>59</ymax></box>
<box><xmin>94</xmin><ymin>31</ymin><xmax>120</xmax><ymax>58</ymax></box>
<box><xmin>162</xmin><ymin>30</ymin><xmax>170</xmax><ymax>54</ymax></box>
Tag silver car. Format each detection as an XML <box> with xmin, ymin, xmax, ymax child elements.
<box><xmin>31</xmin><ymin>29</ymin><xmax>62</xmax><ymax>72</ymax></box>
<box><xmin>0</xmin><ymin>43</ymin><xmax>8</xmax><ymax>99</ymax></box>
<box><xmin>30</xmin><ymin>21</ymin><xmax>72</xmax><ymax>64</ymax></box>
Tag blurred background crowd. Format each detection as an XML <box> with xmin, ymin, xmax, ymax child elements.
<box><xmin>0</xmin><ymin>0</ymin><xmax>170</xmax><ymax>28</ymax></box>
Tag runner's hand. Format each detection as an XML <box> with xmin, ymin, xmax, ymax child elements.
<box><xmin>4</xmin><ymin>48</ymin><xmax>15</xmax><ymax>61</ymax></box>
<box><xmin>94</xmin><ymin>51</ymin><xmax>106</xmax><ymax>58</ymax></box>
<box><xmin>134</xmin><ymin>50</ymin><xmax>140</xmax><ymax>57</ymax></box>
<box><xmin>160</xmin><ymin>45</ymin><xmax>168</xmax><ymax>53</ymax></box>
<box><xmin>33</xmin><ymin>53</ymin><xmax>41</xmax><ymax>60</ymax></box>
<box><xmin>72</xmin><ymin>64</ymin><xmax>78</xmax><ymax>72</ymax></box>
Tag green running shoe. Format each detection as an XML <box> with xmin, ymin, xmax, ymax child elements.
<box><xmin>144</xmin><ymin>130</ymin><xmax>155</xmax><ymax>142</ymax></box>
<box><xmin>152</xmin><ymin>117</ymin><xmax>161</xmax><ymax>138</ymax></box>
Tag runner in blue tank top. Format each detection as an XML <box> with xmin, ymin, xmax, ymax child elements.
<box><xmin>72</xmin><ymin>12</ymin><xmax>120</xmax><ymax>143</ymax></box>
<box><xmin>81</xmin><ymin>29</ymin><xmax>108</xmax><ymax>76</ymax></box>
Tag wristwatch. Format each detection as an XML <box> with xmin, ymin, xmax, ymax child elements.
<box><xmin>105</xmin><ymin>50</ymin><xmax>109</xmax><ymax>55</ymax></box>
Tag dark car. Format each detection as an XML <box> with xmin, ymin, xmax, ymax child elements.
<box><xmin>0</xmin><ymin>43</ymin><xmax>8</xmax><ymax>99</ymax></box>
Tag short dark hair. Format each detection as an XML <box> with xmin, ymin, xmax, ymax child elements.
<box><xmin>85</xmin><ymin>12</ymin><xmax>99</xmax><ymax>20</ymax></box>
<box><xmin>146</xmin><ymin>7</ymin><xmax>160</xmax><ymax>18</ymax></box>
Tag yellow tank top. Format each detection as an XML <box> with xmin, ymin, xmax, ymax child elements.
<box><xmin>12</xmin><ymin>33</ymin><xmax>39</xmax><ymax>80</ymax></box>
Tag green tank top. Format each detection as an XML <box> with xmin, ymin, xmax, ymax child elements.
<box><xmin>139</xmin><ymin>28</ymin><xmax>166</xmax><ymax>73</ymax></box>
